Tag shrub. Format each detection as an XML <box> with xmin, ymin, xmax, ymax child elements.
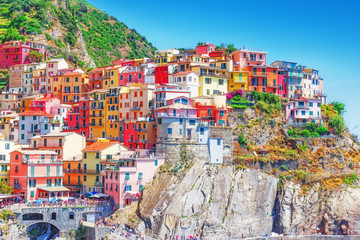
<box><xmin>343</xmin><ymin>173</ymin><xmax>359</xmax><ymax>186</ymax></box>
<box><xmin>312</xmin><ymin>132</ymin><xmax>320</xmax><ymax>137</ymax></box>
<box><xmin>331</xmin><ymin>102</ymin><xmax>346</xmax><ymax>115</ymax></box>
<box><xmin>301</xmin><ymin>130</ymin><xmax>310</xmax><ymax>137</ymax></box>
<box><xmin>287</xmin><ymin>129</ymin><xmax>294</xmax><ymax>136</ymax></box>
<box><xmin>316</xmin><ymin>125</ymin><xmax>328</xmax><ymax>135</ymax></box>
<box><xmin>238</xmin><ymin>134</ymin><xmax>247</xmax><ymax>146</ymax></box>
<box><xmin>328</xmin><ymin>115</ymin><xmax>345</xmax><ymax>135</ymax></box>
<box><xmin>280</xmin><ymin>165</ymin><xmax>289</xmax><ymax>171</ymax></box>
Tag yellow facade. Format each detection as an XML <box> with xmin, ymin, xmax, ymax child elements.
<box><xmin>191</xmin><ymin>66</ymin><xmax>228</xmax><ymax>96</ymax></box>
<box><xmin>105</xmin><ymin>87</ymin><xmax>120</xmax><ymax>140</ymax></box>
<box><xmin>103</xmin><ymin>67</ymin><xmax>120</xmax><ymax>89</ymax></box>
<box><xmin>82</xmin><ymin>141</ymin><xmax>127</xmax><ymax>193</ymax></box>
<box><xmin>89</xmin><ymin>90</ymin><xmax>107</xmax><ymax>140</ymax></box>
<box><xmin>228</xmin><ymin>71</ymin><xmax>249</xmax><ymax>92</ymax></box>
<box><xmin>0</xmin><ymin>164</ymin><xmax>10</xmax><ymax>182</ymax></box>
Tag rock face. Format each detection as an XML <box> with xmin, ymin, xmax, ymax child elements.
<box><xmin>275</xmin><ymin>182</ymin><xmax>360</xmax><ymax>236</ymax></box>
<box><xmin>139</xmin><ymin>160</ymin><xmax>279</xmax><ymax>239</ymax></box>
<box><xmin>138</xmin><ymin>163</ymin><xmax>360</xmax><ymax>239</ymax></box>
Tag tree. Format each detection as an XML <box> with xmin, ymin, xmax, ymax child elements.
<box><xmin>0</xmin><ymin>181</ymin><xmax>13</xmax><ymax>194</ymax></box>
<box><xmin>2</xmin><ymin>27</ymin><xmax>25</xmax><ymax>43</ymax></box>
<box><xmin>331</xmin><ymin>102</ymin><xmax>346</xmax><ymax>115</ymax></box>
<box><xmin>28</xmin><ymin>50</ymin><xmax>44</xmax><ymax>62</ymax></box>
<box><xmin>197</xmin><ymin>42</ymin><xmax>206</xmax><ymax>46</ymax></box>
<box><xmin>328</xmin><ymin>114</ymin><xmax>345</xmax><ymax>136</ymax></box>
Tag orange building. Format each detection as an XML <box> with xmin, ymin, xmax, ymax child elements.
<box><xmin>245</xmin><ymin>65</ymin><xmax>279</xmax><ymax>94</ymax></box>
<box><xmin>58</xmin><ymin>71</ymin><xmax>90</xmax><ymax>104</ymax></box>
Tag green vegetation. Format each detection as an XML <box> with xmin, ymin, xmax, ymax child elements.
<box><xmin>0</xmin><ymin>180</ymin><xmax>13</xmax><ymax>194</ymax></box>
<box><xmin>0</xmin><ymin>0</ymin><xmax>156</xmax><ymax>67</ymax></box>
<box><xmin>343</xmin><ymin>173</ymin><xmax>359</xmax><ymax>187</ymax></box>
<box><xmin>249</xmin><ymin>91</ymin><xmax>282</xmax><ymax>115</ymax></box>
<box><xmin>230</xmin><ymin>94</ymin><xmax>252</xmax><ymax>109</ymax></box>
<box><xmin>287</xmin><ymin>123</ymin><xmax>328</xmax><ymax>138</ymax></box>
<box><xmin>238</xmin><ymin>133</ymin><xmax>247</xmax><ymax>146</ymax></box>
<box><xmin>321</xmin><ymin>103</ymin><xmax>345</xmax><ymax>136</ymax></box>
<box><xmin>215</xmin><ymin>43</ymin><xmax>237</xmax><ymax>55</ymax></box>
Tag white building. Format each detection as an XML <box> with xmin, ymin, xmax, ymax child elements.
<box><xmin>208</xmin><ymin>138</ymin><xmax>223</xmax><ymax>164</ymax></box>
<box><xmin>168</xmin><ymin>71</ymin><xmax>200</xmax><ymax>98</ymax></box>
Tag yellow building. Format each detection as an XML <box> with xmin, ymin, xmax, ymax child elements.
<box><xmin>105</xmin><ymin>87</ymin><xmax>120</xmax><ymax>140</ymax></box>
<box><xmin>103</xmin><ymin>65</ymin><xmax>124</xmax><ymax>89</ymax></box>
<box><xmin>89</xmin><ymin>90</ymin><xmax>107</xmax><ymax>140</ymax></box>
<box><xmin>0</xmin><ymin>113</ymin><xmax>18</xmax><ymax>141</ymax></box>
<box><xmin>154</xmin><ymin>49</ymin><xmax>179</xmax><ymax>65</ymax></box>
<box><xmin>82</xmin><ymin>140</ymin><xmax>127</xmax><ymax>193</ymax></box>
<box><xmin>0</xmin><ymin>139</ymin><xmax>19</xmax><ymax>182</ymax></box>
<box><xmin>228</xmin><ymin>71</ymin><xmax>249</xmax><ymax>92</ymax></box>
<box><xmin>191</xmin><ymin>65</ymin><xmax>228</xmax><ymax>96</ymax></box>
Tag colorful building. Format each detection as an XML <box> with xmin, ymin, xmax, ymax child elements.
<box><xmin>0</xmin><ymin>139</ymin><xmax>18</xmax><ymax>182</ymax></box>
<box><xmin>244</xmin><ymin>65</ymin><xmax>279</xmax><ymax>94</ymax></box>
<box><xmin>196</xmin><ymin>43</ymin><xmax>215</xmax><ymax>55</ymax></box>
<box><xmin>168</xmin><ymin>71</ymin><xmax>200</xmax><ymax>98</ymax></box>
<box><xmin>285</xmin><ymin>97</ymin><xmax>322</xmax><ymax>126</ymax></box>
<box><xmin>154</xmin><ymin>84</ymin><xmax>190</xmax><ymax>109</ymax></box>
<box><xmin>191</xmin><ymin>65</ymin><xmax>228</xmax><ymax>96</ymax></box>
<box><xmin>10</xmin><ymin>149</ymin><xmax>68</xmax><ymax>201</ymax></box>
<box><xmin>18</xmin><ymin>111</ymin><xmax>60</xmax><ymax>144</ymax></box>
<box><xmin>231</xmin><ymin>49</ymin><xmax>267</xmax><ymax>70</ymax></box>
<box><xmin>123</xmin><ymin>116</ymin><xmax>156</xmax><ymax>151</ymax></box>
<box><xmin>0</xmin><ymin>41</ymin><xmax>46</xmax><ymax>69</ymax></box>
<box><xmin>271</xmin><ymin>61</ymin><xmax>303</xmax><ymax>98</ymax></box>
<box><xmin>228</xmin><ymin>71</ymin><xmax>249</xmax><ymax>91</ymax></box>
<box><xmin>102</xmin><ymin>151</ymin><xmax>165</xmax><ymax>208</ymax></box>
<box><xmin>89</xmin><ymin>90</ymin><xmax>107</xmax><ymax>140</ymax></box>
<box><xmin>82</xmin><ymin>140</ymin><xmax>127</xmax><ymax>194</ymax></box>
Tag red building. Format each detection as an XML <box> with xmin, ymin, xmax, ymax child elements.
<box><xmin>0</xmin><ymin>41</ymin><xmax>46</xmax><ymax>69</ymax></box>
<box><xmin>79</xmin><ymin>97</ymin><xmax>90</xmax><ymax>137</ymax></box>
<box><xmin>195</xmin><ymin>102</ymin><xmax>228</xmax><ymax>126</ymax></box>
<box><xmin>119</xmin><ymin>66</ymin><xmax>144</xmax><ymax>86</ymax></box>
<box><xmin>63</xmin><ymin>105</ymin><xmax>80</xmax><ymax>134</ymax></box>
<box><xmin>195</xmin><ymin>43</ymin><xmax>215</xmax><ymax>55</ymax></box>
<box><xmin>10</xmin><ymin>150</ymin><xmax>69</xmax><ymax>201</ymax></box>
<box><xmin>155</xmin><ymin>65</ymin><xmax>169</xmax><ymax>85</ymax></box>
<box><xmin>209</xmin><ymin>50</ymin><xmax>224</xmax><ymax>58</ymax></box>
<box><xmin>278</xmin><ymin>70</ymin><xmax>287</xmax><ymax>97</ymax></box>
<box><xmin>88</xmin><ymin>67</ymin><xmax>105</xmax><ymax>90</ymax></box>
<box><xmin>122</xmin><ymin>117</ymin><xmax>157</xmax><ymax>151</ymax></box>
<box><xmin>245</xmin><ymin>65</ymin><xmax>279</xmax><ymax>94</ymax></box>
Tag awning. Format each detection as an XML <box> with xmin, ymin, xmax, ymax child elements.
<box><xmin>64</xmin><ymin>185</ymin><xmax>82</xmax><ymax>189</ymax></box>
<box><xmin>93</xmin><ymin>193</ymin><xmax>109</xmax><ymax>198</ymax></box>
<box><xmin>38</xmin><ymin>186</ymin><xmax>70</xmax><ymax>192</ymax></box>
<box><xmin>125</xmin><ymin>191</ymin><xmax>138</xmax><ymax>195</ymax></box>
<box><xmin>0</xmin><ymin>194</ymin><xmax>18</xmax><ymax>199</ymax></box>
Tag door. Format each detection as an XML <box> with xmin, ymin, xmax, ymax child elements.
<box><xmin>187</xmin><ymin>129</ymin><xmax>192</xmax><ymax>138</ymax></box>
<box><xmin>96</xmin><ymin>164</ymin><xmax>100</xmax><ymax>173</ymax></box>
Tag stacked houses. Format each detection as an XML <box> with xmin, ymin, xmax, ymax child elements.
<box><xmin>0</xmin><ymin>41</ymin><xmax>326</xmax><ymax>208</ymax></box>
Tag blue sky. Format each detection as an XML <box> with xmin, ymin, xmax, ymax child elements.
<box><xmin>87</xmin><ymin>0</ymin><xmax>360</xmax><ymax>136</ymax></box>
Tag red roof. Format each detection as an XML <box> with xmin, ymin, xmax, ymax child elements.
<box><xmin>172</xmin><ymin>71</ymin><xmax>195</xmax><ymax>76</ymax></box>
<box><xmin>19</xmin><ymin>110</ymin><xmax>53</xmax><ymax>117</ymax></box>
<box><xmin>83</xmin><ymin>141</ymin><xmax>119</xmax><ymax>152</ymax></box>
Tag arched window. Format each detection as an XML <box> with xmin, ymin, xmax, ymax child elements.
<box><xmin>51</xmin><ymin>212</ymin><xmax>56</xmax><ymax>220</ymax></box>
<box><xmin>69</xmin><ymin>212</ymin><xmax>74</xmax><ymax>220</ymax></box>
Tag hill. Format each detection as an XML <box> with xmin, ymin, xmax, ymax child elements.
<box><xmin>0</xmin><ymin>0</ymin><xmax>157</xmax><ymax>68</ymax></box>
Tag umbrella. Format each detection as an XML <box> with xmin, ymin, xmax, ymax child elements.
<box><xmin>91</xmin><ymin>192</ymin><xmax>98</xmax><ymax>195</ymax></box>
<box><xmin>50</xmin><ymin>198</ymin><xmax>57</xmax><ymax>203</ymax></box>
<box><xmin>93</xmin><ymin>193</ymin><xmax>109</xmax><ymax>198</ymax></box>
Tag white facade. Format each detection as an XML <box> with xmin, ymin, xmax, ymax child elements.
<box><xmin>168</xmin><ymin>72</ymin><xmax>200</xmax><ymax>98</ymax></box>
<box><xmin>208</xmin><ymin>138</ymin><xmax>223</xmax><ymax>164</ymax></box>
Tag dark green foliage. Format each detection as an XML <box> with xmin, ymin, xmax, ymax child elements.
<box><xmin>331</xmin><ymin>101</ymin><xmax>346</xmax><ymax>115</ymax></box>
<box><xmin>328</xmin><ymin>114</ymin><xmax>345</xmax><ymax>136</ymax></box>
<box><xmin>238</xmin><ymin>133</ymin><xmax>247</xmax><ymax>146</ymax></box>
<box><xmin>301</xmin><ymin>130</ymin><xmax>310</xmax><ymax>137</ymax></box>
<box><xmin>0</xmin><ymin>0</ymin><xmax>156</xmax><ymax>67</ymax></box>
<box><xmin>287</xmin><ymin>123</ymin><xmax>328</xmax><ymax>138</ymax></box>
<box><xmin>250</xmin><ymin>91</ymin><xmax>282</xmax><ymax>115</ymax></box>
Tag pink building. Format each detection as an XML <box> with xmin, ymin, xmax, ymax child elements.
<box><xmin>231</xmin><ymin>49</ymin><xmax>267</xmax><ymax>70</ymax></box>
<box><xmin>278</xmin><ymin>70</ymin><xmax>287</xmax><ymax>97</ymax></box>
<box><xmin>10</xmin><ymin>149</ymin><xmax>69</xmax><ymax>202</ymax></box>
<box><xmin>196</xmin><ymin>43</ymin><xmax>215</xmax><ymax>55</ymax></box>
<box><xmin>285</xmin><ymin>97</ymin><xmax>322</xmax><ymax>126</ymax></box>
<box><xmin>102</xmin><ymin>150</ymin><xmax>164</xmax><ymax>208</ymax></box>
<box><xmin>0</xmin><ymin>41</ymin><xmax>46</xmax><ymax>69</ymax></box>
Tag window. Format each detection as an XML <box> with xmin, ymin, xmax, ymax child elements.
<box><xmin>309</xmin><ymin>111</ymin><xmax>313</xmax><ymax>116</ymax></box>
<box><xmin>309</xmin><ymin>102</ymin><xmax>313</xmax><ymax>107</ymax></box>
<box><xmin>83</xmin><ymin>153</ymin><xmax>87</xmax><ymax>159</ymax></box>
<box><xmin>155</xmin><ymin>159</ymin><xmax>158</xmax><ymax>166</ymax></box>
<box><xmin>200</xmin><ymin>128</ymin><xmax>204</xmax><ymax>135</ymax></box>
<box><xmin>168</xmin><ymin>128</ymin><xmax>172</xmax><ymax>135</ymax></box>
<box><xmin>138</xmin><ymin>172</ymin><xmax>143</xmax><ymax>180</ymax></box>
<box><xmin>83</xmin><ymin>175</ymin><xmax>87</xmax><ymax>181</ymax></box>
<box><xmin>96</xmin><ymin>153</ymin><xmax>100</xmax><ymax>159</ymax></box>
<box><xmin>189</xmin><ymin>120</ymin><xmax>195</xmax><ymax>125</ymax></box>
<box><xmin>59</xmin><ymin>139</ymin><xmax>62</xmax><ymax>147</ymax></box>
<box><xmin>219</xmin><ymin>79</ymin><xmax>224</xmax><ymax>85</ymax></box>
<box><xmin>69</xmin><ymin>212</ymin><xmax>74</xmax><ymax>220</ymax></box>
<box><xmin>124</xmin><ymin>185</ymin><xmax>132</xmax><ymax>192</ymax></box>
<box><xmin>317</xmin><ymin>103</ymin><xmax>321</xmax><ymax>107</ymax></box>
<box><xmin>139</xmin><ymin>185</ymin><xmax>144</xmax><ymax>192</ymax></box>
<box><xmin>217</xmin><ymin>139</ymin><xmax>221</xmax><ymax>145</ymax></box>
<box><xmin>125</xmin><ymin>173</ymin><xmax>130</xmax><ymax>180</ymax></box>
<box><xmin>205</xmin><ymin>78</ymin><xmax>211</xmax><ymax>84</ymax></box>
<box><xmin>219</xmin><ymin>111</ymin><xmax>224</xmax><ymax>117</ymax></box>
<box><xmin>51</xmin><ymin>212</ymin><xmax>56</xmax><ymax>220</ymax></box>
<box><xmin>301</xmin><ymin>111</ymin><xmax>306</xmax><ymax>115</ymax></box>
<box><xmin>5</xmin><ymin>143</ymin><xmax>9</xmax><ymax>150</ymax></box>
<box><xmin>30</xmin><ymin>191</ymin><xmax>34</xmax><ymax>197</ymax></box>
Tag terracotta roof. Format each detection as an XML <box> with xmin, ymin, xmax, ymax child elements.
<box><xmin>83</xmin><ymin>141</ymin><xmax>119</xmax><ymax>152</ymax></box>
<box><xmin>64</xmin><ymin>72</ymin><xmax>87</xmax><ymax>77</ymax></box>
<box><xmin>89</xmin><ymin>67</ymin><xmax>107</xmax><ymax>73</ymax></box>
<box><xmin>172</xmin><ymin>71</ymin><xmax>196</xmax><ymax>76</ymax></box>
<box><xmin>19</xmin><ymin>110</ymin><xmax>53</xmax><ymax>117</ymax></box>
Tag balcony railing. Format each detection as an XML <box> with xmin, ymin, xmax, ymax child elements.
<box><xmin>131</xmin><ymin>106</ymin><xmax>140</xmax><ymax>111</ymax></box>
<box><xmin>89</xmin><ymin>123</ymin><xmax>103</xmax><ymax>127</ymax></box>
<box><xmin>14</xmin><ymin>184</ymin><xmax>22</xmax><ymax>189</ymax></box>
<box><xmin>91</xmin><ymin>114</ymin><xmax>103</xmax><ymax>118</ymax></box>
<box><xmin>90</xmin><ymin>106</ymin><xmax>104</xmax><ymax>110</ymax></box>
<box><xmin>64</xmin><ymin>169</ymin><xmax>84</xmax><ymax>173</ymax></box>
<box><xmin>79</xmin><ymin>106</ymin><xmax>88</xmax><ymax>110</ymax></box>
<box><xmin>28</xmin><ymin>129</ymin><xmax>40</xmax><ymax>133</ymax></box>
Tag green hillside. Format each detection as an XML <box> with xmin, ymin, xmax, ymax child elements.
<box><xmin>0</xmin><ymin>0</ymin><xmax>157</xmax><ymax>67</ymax></box>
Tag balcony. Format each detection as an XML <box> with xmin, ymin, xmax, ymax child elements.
<box><xmin>131</xmin><ymin>106</ymin><xmax>140</xmax><ymax>111</ymax></box>
<box><xmin>64</xmin><ymin>169</ymin><xmax>84</xmax><ymax>173</ymax></box>
<box><xmin>79</xmin><ymin>106</ymin><xmax>88</xmax><ymax>110</ymax></box>
<box><xmin>25</xmin><ymin>159</ymin><xmax>63</xmax><ymax>164</ymax></box>
<box><xmin>90</xmin><ymin>106</ymin><xmax>104</xmax><ymax>110</ymax></box>
<box><xmin>14</xmin><ymin>184</ymin><xmax>22</xmax><ymax>189</ymax></box>
<box><xmin>82</xmin><ymin>169</ymin><xmax>101</xmax><ymax>174</ymax></box>
<box><xmin>136</xmin><ymin>128</ymin><xmax>147</xmax><ymax>132</ymax></box>
<box><xmin>247</xmin><ymin>58</ymin><xmax>265</xmax><ymax>63</ymax></box>
<box><xmin>63</xmin><ymin>126</ymin><xmax>79</xmax><ymax>130</ymax></box>
<box><xmin>80</xmin><ymin>115</ymin><xmax>88</xmax><ymax>118</ymax></box>
<box><xmin>94</xmin><ymin>182</ymin><xmax>102</xmax><ymax>186</ymax></box>
<box><xmin>91</xmin><ymin>114</ymin><xmax>103</xmax><ymax>118</ymax></box>
<box><xmin>28</xmin><ymin>129</ymin><xmax>40</xmax><ymax>133</ymax></box>
<box><xmin>89</xmin><ymin>123</ymin><xmax>103</xmax><ymax>127</ymax></box>
<box><xmin>90</xmin><ymin>77</ymin><xmax>104</xmax><ymax>81</ymax></box>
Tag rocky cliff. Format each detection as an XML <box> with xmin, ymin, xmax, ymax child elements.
<box><xmin>109</xmin><ymin>101</ymin><xmax>360</xmax><ymax>239</ymax></box>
